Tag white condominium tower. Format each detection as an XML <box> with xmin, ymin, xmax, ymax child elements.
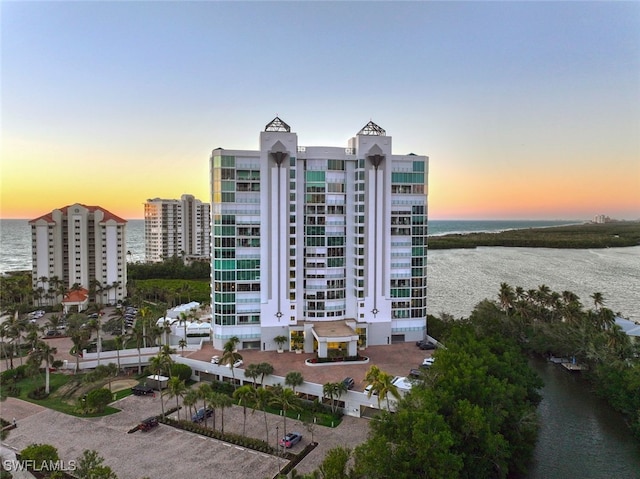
<box><xmin>29</xmin><ymin>203</ymin><xmax>127</xmax><ymax>306</ymax></box>
<box><xmin>144</xmin><ymin>194</ymin><xmax>211</xmax><ymax>263</ymax></box>
<box><xmin>210</xmin><ymin>118</ymin><xmax>429</xmax><ymax>356</ymax></box>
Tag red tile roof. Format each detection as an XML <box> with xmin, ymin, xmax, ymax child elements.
<box><xmin>62</xmin><ymin>288</ymin><xmax>89</xmax><ymax>303</ymax></box>
<box><xmin>29</xmin><ymin>205</ymin><xmax>127</xmax><ymax>224</ymax></box>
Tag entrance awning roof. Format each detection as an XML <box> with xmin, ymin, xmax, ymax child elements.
<box><xmin>311</xmin><ymin>320</ymin><xmax>358</xmax><ymax>342</ymax></box>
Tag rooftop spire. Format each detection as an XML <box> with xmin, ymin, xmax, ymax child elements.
<box><xmin>265</xmin><ymin>116</ymin><xmax>291</xmax><ymax>132</ymax></box>
<box><xmin>358</xmin><ymin>120</ymin><xmax>386</xmax><ymax>136</ymax></box>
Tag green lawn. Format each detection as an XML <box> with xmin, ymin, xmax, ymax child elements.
<box><xmin>10</xmin><ymin>372</ymin><xmax>122</xmax><ymax>417</ymax></box>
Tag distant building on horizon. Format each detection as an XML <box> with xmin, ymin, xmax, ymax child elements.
<box><xmin>144</xmin><ymin>194</ymin><xmax>211</xmax><ymax>263</ymax></box>
<box><xmin>29</xmin><ymin>203</ymin><xmax>127</xmax><ymax>307</ymax></box>
<box><xmin>209</xmin><ymin>117</ymin><xmax>429</xmax><ymax>355</ymax></box>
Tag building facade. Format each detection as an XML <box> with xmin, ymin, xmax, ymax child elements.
<box><xmin>210</xmin><ymin>118</ymin><xmax>429</xmax><ymax>355</ymax></box>
<box><xmin>29</xmin><ymin>203</ymin><xmax>127</xmax><ymax>306</ymax></box>
<box><xmin>144</xmin><ymin>194</ymin><xmax>211</xmax><ymax>263</ymax></box>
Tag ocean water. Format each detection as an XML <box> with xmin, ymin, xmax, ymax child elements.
<box><xmin>2</xmin><ymin>218</ymin><xmax>637</xmax><ymax>321</ymax></box>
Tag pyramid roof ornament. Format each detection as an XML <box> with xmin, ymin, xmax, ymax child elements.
<box><xmin>358</xmin><ymin>120</ymin><xmax>386</xmax><ymax>136</ymax></box>
<box><xmin>265</xmin><ymin>116</ymin><xmax>291</xmax><ymax>132</ymax></box>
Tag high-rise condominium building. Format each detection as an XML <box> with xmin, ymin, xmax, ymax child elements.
<box><xmin>210</xmin><ymin>118</ymin><xmax>429</xmax><ymax>356</ymax></box>
<box><xmin>29</xmin><ymin>203</ymin><xmax>127</xmax><ymax>306</ymax></box>
<box><xmin>144</xmin><ymin>194</ymin><xmax>211</xmax><ymax>263</ymax></box>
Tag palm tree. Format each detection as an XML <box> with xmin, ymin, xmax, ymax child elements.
<box><xmin>377</xmin><ymin>371</ymin><xmax>401</xmax><ymax>411</ymax></box>
<box><xmin>87</xmin><ymin>318</ymin><xmax>102</xmax><ymax>366</ymax></box>
<box><xmin>244</xmin><ymin>363</ymin><xmax>261</xmax><ymax>387</ymax></box>
<box><xmin>29</xmin><ymin>340</ymin><xmax>57</xmax><ymax>394</ymax></box>
<box><xmin>206</xmin><ymin>390</ymin><xmax>221</xmax><ymax>431</ymax></box>
<box><xmin>270</xmin><ymin>386</ymin><xmax>301</xmax><ymax>443</ymax></box>
<box><xmin>323</xmin><ymin>381</ymin><xmax>347</xmax><ymax>414</ymax></box>
<box><xmin>252</xmin><ymin>386</ymin><xmax>272</xmax><ymax>443</ymax></box>
<box><xmin>126</xmin><ymin>322</ymin><xmax>150</xmax><ymax>375</ymax></box>
<box><xmin>166</xmin><ymin>377</ymin><xmax>187</xmax><ymax>420</ymax></box>
<box><xmin>217</xmin><ymin>393</ymin><xmax>233</xmax><ymax>434</ymax></box>
<box><xmin>197</xmin><ymin>383</ymin><xmax>212</xmax><ymax>428</ymax></box>
<box><xmin>256</xmin><ymin>362</ymin><xmax>274</xmax><ymax>387</ymax></box>
<box><xmin>113</xmin><ymin>335</ymin><xmax>124</xmax><ymax>372</ymax></box>
<box><xmin>177</xmin><ymin>312</ymin><xmax>189</xmax><ymax>346</ymax></box>
<box><xmin>220</xmin><ymin>338</ymin><xmax>243</xmax><ymax>389</ymax></box>
<box><xmin>233</xmin><ymin>385</ymin><xmax>254</xmax><ymax>436</ymax></box>
<box><xmin>183</xmin><ymin>389</ymin><xmax>199</xmax><ymax>421</ymax></box>
<box><xmin>67</xmin><ymin>314</ymin><xmax>90</xmax><ymax>374</ymax></box>
<box><xmin>148</xmin><ymin>356</ymin><xmax>167</xmax><ymax>418</ymax></box>
<box><xmin>498</xmin><ymin>282</ymin><xmax>515</xmax><ymax>315</ymax></box>
<box><xmin>5</xmin><ymin>313</ymin><xmax>27</xmax><ymax>366</ymax></box>
<box><xmin>285</xmin><ymin>371</ymin><xmax>304</xmax><ymax>394</ymax></box>
<box><xmin>178</xmin><ymin>339</ymin><xmax>187</xmax><ymax>357</ymax></box>
<box><xmin>590</xmin><ymin>292</ymin><xmax>605</xmax><ymax>311</ymax></box>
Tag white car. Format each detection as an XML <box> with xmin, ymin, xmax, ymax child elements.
<box><xmin>228</xmin><ymin>359</ymin><xmax>243</xmax><ymax>368</ymax></box>
<box><xmin>210</xmin><ymin>355</ymin><xmax>220</xmax><ymax>364</ymax></box>
<box><xmin>422</xmin><ymin>357</ymin><xmax>435</xmax><ymax>367</ymax></box>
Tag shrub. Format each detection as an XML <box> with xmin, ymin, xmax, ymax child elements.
<box><xmin>86</xmin><ymin>388</ymin><xmax>113</xmax><ymax>412</ymax></box>
<box><xmin>28</xmin><ymin>386</ymin><xmax>48</xmax><ymax>400</ymax></box>
<box><xmin>170</xmin><ymin>363</ymin><xmax>192</xmax><ymax>382</ymax></box>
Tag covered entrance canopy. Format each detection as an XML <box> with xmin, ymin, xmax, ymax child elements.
<box><xmin>62</xmin><ymin>288</ymin><xmax>89</xmax><ymax>314</ymax></box>
<box><xmin>311</xmin><ymin>320</ymin><xmax>359</xmax><ymax>359</ymax></box>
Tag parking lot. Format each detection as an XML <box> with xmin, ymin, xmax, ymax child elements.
<box><xmin>2</xmin><ymin>386</ymin><xmax>370</xmax><ymax>479</ymax></box>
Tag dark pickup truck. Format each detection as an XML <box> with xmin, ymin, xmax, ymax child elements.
<box><xmin>131</xmin><ymin>385</ymin><xmax>154</xmax><ymax>396</ymax></box>
<box><xmin>138</xmin><ymin>417</ymin><xmax>159</xmax><ymax>432</ymax></box>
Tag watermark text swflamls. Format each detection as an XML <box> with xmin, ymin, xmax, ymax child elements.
<box><xmin>2</xmin><ymin>459</ymin><xmax>77</xmax><ymax>472</ymax></box>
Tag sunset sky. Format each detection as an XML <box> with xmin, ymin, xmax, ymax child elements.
<box><xmin>1</xmin><ymin>1</ymin><xmax>639</xmax><ymax>221</ymax></box>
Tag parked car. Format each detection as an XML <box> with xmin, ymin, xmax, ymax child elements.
<box><xmin>88</xmin><ymin>313</ymin><xmax>99</xmax><ymax>319</ymax></box>
<box><xmin>422</xmin><ymin>357</ymin><xmax>435</xmax><ymax>368</ymax></box>
<box><xmin>364</xmin><ymin>384</ymin><xmax>378</xmax><ymax>396</ymax></box>
<box><xmin>138</xmin><ymin>416</ymin><xmax>159</xmax><ymax>431</ymax></box>
<box><xmin>192</xmin><ymin>407</ymin><xmax>214</xmax><ymax>423</ymax></box>
<box><xmin>343</xmin><ymin>377</ymin><xmax>355</xmax><ymax>390</ymax></box>
<box><xmin>417</xmin><ymin>340</ymin><xmax>436</xmax><ymax>350</ymax></box>
<box><xmin>409</xmin><ymin>368</ymin><xmax>422</xmax><ymax>378</ymax></box>
<box><xmin>131</xmin><ymin>385</ymin><xmax>154</xmax><ymax>396</ymax></box>
<box><xmin>227</xmin><ymin>359</ymin><xmax>243</xmax><ymax>368</ymax></box>
<box><xmin>279</xmin><ymin>432</ymin><xmax>302</xmax><ymax>448</ymax></box>
<box><xmin>210</xmin><ymin>355</ymin><xmax>220</xmax><ymax>364</ymax></box>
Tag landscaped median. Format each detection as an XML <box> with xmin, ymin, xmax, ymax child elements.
<box><xmin>305</xmin><ymin>355</ymin><xmax>369</xmax><ymax>367</ymax></box>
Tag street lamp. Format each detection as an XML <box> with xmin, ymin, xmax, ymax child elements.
<box><xmin>276</xmin><ymin>425</ymin><xmax>280</xmax><ymax>473</ymax></box>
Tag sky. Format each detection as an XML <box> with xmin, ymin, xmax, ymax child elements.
<box><xmin>1</xmin><ymin>1</ymin><xmax>639</xmax><ymax>221</ymax></box>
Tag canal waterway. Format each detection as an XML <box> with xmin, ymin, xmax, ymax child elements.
<box><xmin>527</xmin><ymin>358</ymin><xmax>640</xmax><ymax>479</ymax></box>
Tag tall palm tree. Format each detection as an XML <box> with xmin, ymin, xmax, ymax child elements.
<box><xmin>87</xmin><ymin>318</ymin><xmax>102</xmax><ymax>366</ymax></box>
<box><xmin>148</xmin><ymin>356</ymin><xmax>167</xmax><ymax>418</ymax></box>
<box><xmin>166</xmin><ymin>377</ymin><xmax>187</xmax><ymax>420</ymax></box>
<box><xmin>270</xmin><ymin>386</ymin><xmax>301</xmax><ymax>443</ymax></box>
<box><xmin>6</xmin><ymin>313</ymin><xmax>27</xmax><ymax>366</ymax></box>
<box><xmin>183</xmin><ymin>389</ymin><xmax>199</xmax><ymax>421</ymax></box>
<box><xmin>323</xmin><ymin>381</ymin><xmax>347</xmax><ymax>414</ymax></box>
<box><xmin>285</xmin><ymin>371</ymin><xmax>304</xmax><ymax>394</ymax></box>
<box><xmin>590</xmin><ymin>292</ymin><xmax>605</xmax><ymax>311</ymax></box>
<box><xmin>126</xmin><ymin>322</ymin><xmax>150</xmax><ymax>375</ymax></box>
<box><xmin>178</xmin><ymin>339</ymin><xmax>187</xmax><ymax>357</ymax></box>
<box><xmin>177</xmin><ymin>312</ymin><xmax>189</xmax><ymax>346</ymax></box>
<box><xmin>256</xmin><ymin>362</ymin><xmax>274</xmax><ymax>387</ymax></box>
<box><xmin>252</xmin><ymin>386</ymin><xmax>272</xmax><ymax>443</ymax></box>
<box><xmin>244</xmin><ymin>363</ymin><xmax>261</xmax><ymax>387</ymax></box>
<box><xmin>498</xmin><ymin>282</ymin><xmax>515</xmax><ymax>315</ymax></box>
<box><xmin>217</xmin><ymin>393</ymin><xmax>233</xmax><ymax>434</ymax></box>
<box><xmin>233</xmin><ymin>385</ymin><xmax>254</xmax><ymax>436</ymax></box>
<box><xmin>29</xmin><ymin>340</ymin><xmax>57</xmax><ymax>394</ymax></box>
<box><xmin>377</xmin><ymin>371</ymin><xmax>402</xmax><ymax>411</ymax></box>
<box><xmin>113</xmin><ymin>335</ymin><xmax>124</xmax><ymax>372</ymax></box>
<box><xmin>197</xmin><ymin>383</ymin><xmax>212</xmax><ymax>428</ymax></box>
<box><xmin>220</xmin><ymin>339</ymin><xmax>243</xmax><ymax>389</ymax></box>
<box><xmin>67</xmin><ymin>314</ymin><xmax>90</xmax><ymax>374</ymax></box>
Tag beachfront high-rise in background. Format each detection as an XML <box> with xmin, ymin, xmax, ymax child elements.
<box><xmin>29</xmin><ymin>204</ymin><xmax>127</xmax><ymax>307</ymax></box>
<box><xmin>144</xmin><ymin>194</ymin><xmax>211</xmax><ymax>263</ymax></box>
<box><xmin>209</xmin><ymin>118</ymin><xmax>429</xmax><ymax>354</ymax></box>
